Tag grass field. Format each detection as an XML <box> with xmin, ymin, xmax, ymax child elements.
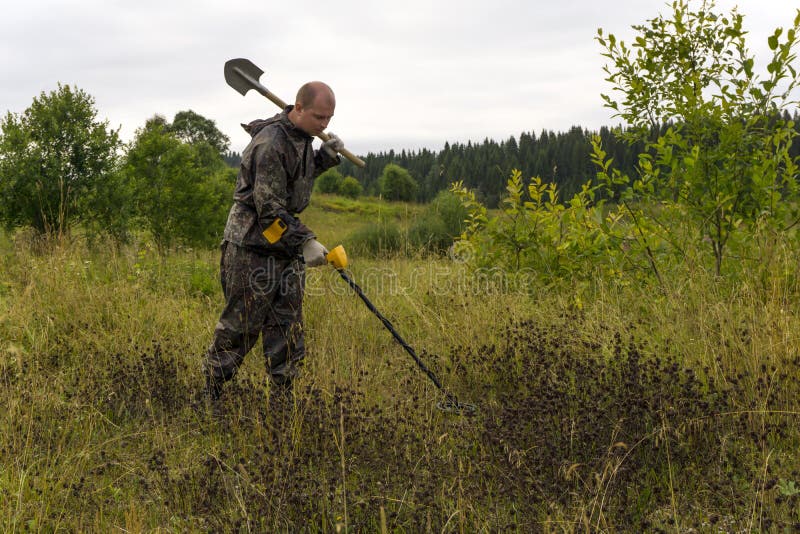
<box><xmin>1</xmin><ymin>194</ymin><xmax>799</xmax><ymax>532</ymax></box>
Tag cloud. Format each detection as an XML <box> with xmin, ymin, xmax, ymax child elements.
<box><xmin>2</xmin><ymin>0</ymin><xmax>798</xmax><ymax>155</ymax></box>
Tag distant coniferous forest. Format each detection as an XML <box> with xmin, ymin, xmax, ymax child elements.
<box><xmin>224</xmin><ymin>111</ymin><xmax>800</xmax><ymax>207</ymax></box>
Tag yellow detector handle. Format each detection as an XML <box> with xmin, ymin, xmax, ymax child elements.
<box><xmin>262</xmin><ymin>218</ymin><xmax>287</xmax><ymax>244</ymax></box>
<box><xmin>326</xmin><ymin>245</ymin><xmax>348</xmax><ymax>270</ymax></box>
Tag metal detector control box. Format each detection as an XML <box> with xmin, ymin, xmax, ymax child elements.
<box><xmin>262</xmin><ymin>218</ymin><xmax>287</xmax><ymax>244</ymax></box>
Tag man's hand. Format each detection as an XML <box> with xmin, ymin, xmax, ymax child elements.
<box><xmin>302</xmin><ymin>238</ymin><xmax>329</xmax><ymax>267</ymax></box>
<box><xmin>322</xmin><ymin>132</ymin><xmax>344</xmax><ymax>158</ymax></box>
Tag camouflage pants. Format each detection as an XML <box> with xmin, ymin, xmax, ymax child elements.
<box><xmin>203</xmin><ymin>241</ymin><xmax>306</xmax><ymax>385</ymax></box>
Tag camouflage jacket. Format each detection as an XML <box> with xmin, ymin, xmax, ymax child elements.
<box><xmin>223</xmin><ymin>106</ymin><xmax>340</xmax><ymax>255</ymax></box>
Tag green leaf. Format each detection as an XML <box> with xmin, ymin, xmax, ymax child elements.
<box><xmin>768</xmin><ymin>32</ymin><xmax>779</xmax><ymax>51</ymax></box>
<box><xmin>777</xmin><ymin>479</ymin><xmax>800</xmax><ymax>497</ymax></box>
<box><xmin>743</xmin><ymin>58</ymin><xmax>754</xmax><ymax>76</ymax></box>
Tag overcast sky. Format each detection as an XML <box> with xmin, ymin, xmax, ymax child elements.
<box><xmin>2</xmin><ymin>1</ymin><xmax>798</xmax><ymax>156</ymax></box>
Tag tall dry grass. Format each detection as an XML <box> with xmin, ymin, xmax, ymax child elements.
<box><xmin>1</xmin><ymin>216</ymin><xmax>799</xmax><ymax>531</ymax></box>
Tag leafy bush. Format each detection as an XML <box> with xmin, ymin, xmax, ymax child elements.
<box><xmin>429</xmin><ymin>190</ymin><xmax>466</xmax><ymax>235</ymax></box>
<box><xmin>315</xmin><ymin>169</ymin><xmax>344</xmax><ymax>194</ymax></box>
<box><xmin>378</xmin><ymin>163</ymin><xmax>418</xmax><ymax>201</ymax></box>
<box><xmin>408</xmin><ymin>190</ymin><xmax>467</xmax><ymax>253</ymax></box>
<box><xmin>596</xmin><ymin>0</ymin><xmax>800</xmax><ymax>275</ymax></box>
<box><xmin>0</xmin><ymin>84</ymin><xmax>121</xmax><ymax>240</ymax></box>
<box><xmin>408</xmin><ymin>212</ymin><xmax>450</xmax><ymax>252</ymax></box>
<box><xmin>168</xmin><ymin>110</ymin><xmax>230</xmax><ymax>155</ymax></box>
<box><xmin>343</xmin><ymin>218</ymin><xmax>403</xmax><ymax>256</ymax></box>
<box><xmin>122</xmin><ymin>118</ymin><xmax>232</xmax><ymax>252</ymax></box>
<box><xmin>339</xmin><ymin>176</ymin><xmax>363</xmax><ymax>199</ymax></box>
<box><xmin>452</xmin><ymin>170</ymin><xmax>636</xmax><ymax>282</ymax></box>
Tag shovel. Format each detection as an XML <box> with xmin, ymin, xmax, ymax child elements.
<box><xmin>224</xmin><ymin>58</ymin><xmax>366</xmax><ymax>168</ymax></box>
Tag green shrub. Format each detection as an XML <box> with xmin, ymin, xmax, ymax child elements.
<box><xmin>339</xmin><ymin>176</ymin><xmax>363</xmax><ymax>199</ymax></box>
<box><xmin>378</xmin><ymin>163</ymin><xmax>418</xmax><ymax>201</ymax></box>
<box><xmin>314</xmin><ymin>169</ymin><xmax>344</xmax><ymax>194</ymax></box>
<box><xmin>408</xmin><ymin>190</ymin><xmax>468</xmax><ymax>253</ymax></box>
<box><xmin>408</xmin><ymin>212</ymin><xmax>450</xmax><ymax>252</ymax></box>
<box><xmin>344</xmin><ymin>218</ymin><xmax>403</xmax><ymax>256</ymax></box>
<box><xmin>0</xmin><ymin>84</ymin><xmax>121</xmax><ymax>240</ymax></box>
<box><xmin>429</xmin><ymin>190</ymin><xmax>467</xmax><ymax>236</ymax></box>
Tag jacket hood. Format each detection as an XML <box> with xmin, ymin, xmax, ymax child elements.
<box><xmin>241</xmin><ymin>106</ymin><xmax>308</xmax><ymax>138</ymax></box>
<box><xmin>241</xmin><ymin>118</ymin><xmax>275</xmax><ymax>137</ymax></box>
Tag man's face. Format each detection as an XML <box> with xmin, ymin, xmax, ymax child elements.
<box><xmin>293</xmin><ymin>94</ymin><xmax>335</xmax><ymax>137</ymax></box>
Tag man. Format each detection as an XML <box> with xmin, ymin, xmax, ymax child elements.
<box><xmin>201</xmin><ymin>81</ymin><xmax>345</xmax><ymax>404</ymax></box>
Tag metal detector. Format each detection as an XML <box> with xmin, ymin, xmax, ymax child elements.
<box><xmin>326</xmin><ymin>246</ymin><xmax>477</xmax><ymax>415</ymax></box>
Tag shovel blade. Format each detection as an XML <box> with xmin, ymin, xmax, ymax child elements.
<box><xmin>224</xmin><ymin>58</ymin><xmax>264</xmax><ymax>96</ymax></box>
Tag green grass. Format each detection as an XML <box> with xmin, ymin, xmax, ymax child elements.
<box><xmin>303</xmin><ymin>194</ymin><xmax>424</xmax><ymax>247</ymax></box>
<box><xmin>1</xmin><ymin>200</ymin><xmax>800</xmax><ymax>531</ymax></box>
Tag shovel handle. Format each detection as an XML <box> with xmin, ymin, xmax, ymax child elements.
<box><xmin>232</xmin><ymin>66</ymin><xmax>365</xmax><ymax>168</ymax></box>
<box><xmin>249</xmin><ymin>80</ymin><xmax>288</xmax><ymax>110</ymax></box>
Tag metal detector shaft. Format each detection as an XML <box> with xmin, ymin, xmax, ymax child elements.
<box><xmin>336</xmin><ymin>270</ymin><xmax>449</xmax><ymax>393</ymax></box>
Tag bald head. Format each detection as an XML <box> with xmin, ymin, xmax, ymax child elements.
<box><xmin>295</xmin><ymin>81</ymin><xmax>335</xmax><ymax>108</ymax></box>
<box><xmin>289</xmin><ymin>81</ymin><xmax>336</xmax><ymax>136</ymax></box>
